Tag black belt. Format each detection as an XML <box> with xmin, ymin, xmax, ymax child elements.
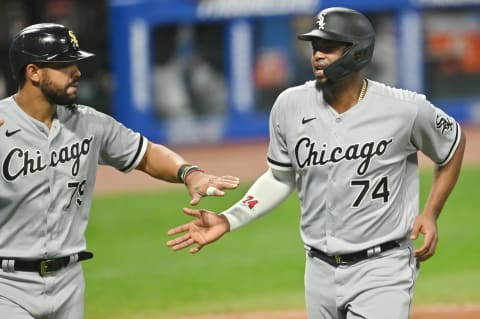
<box><xmin>307</xmin><ymin>241</ymin><xmax>399</xmax><ymax>267</ymax></box>
<box><xmin>0</xmin><ymin>251</ymin><xmax>94</xmax><ymax>276</ymax></box>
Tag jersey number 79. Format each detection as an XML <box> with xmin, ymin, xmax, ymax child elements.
<box><xmin>65</xmin><ymin>179</ymin><xmax>87</xmax><ymax>209</ymax></box>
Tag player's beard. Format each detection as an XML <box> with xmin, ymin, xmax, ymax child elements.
<box><xmin>40</xmin><ymin>76</ymin><xmax>78</xmax><ymax>107</ymax></box>
<box><xmin>315</xmin><ymin>78</ymin><xmax>335</xmax><ymax>91</ymax></box>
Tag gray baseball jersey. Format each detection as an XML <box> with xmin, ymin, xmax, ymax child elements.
<box><xmin>267</xmin><ymin>79</ymin><xmax>461</xmax><ymax>255</ymax></box>
<box><xmin>0</xmin><ymin>96</ymin><xmax>147</xmax><ymax>259</ymax></box>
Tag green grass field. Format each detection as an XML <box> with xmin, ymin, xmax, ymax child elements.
<box><xmin>84</xmin><ymin>165</ymin><xmax>480</xmax><ymax>319</ymax></box>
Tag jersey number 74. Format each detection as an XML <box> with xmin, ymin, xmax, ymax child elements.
<box><xmin>350</xmin><ymin>176</ymin><xmax>390</xmax><ymax>208</ymax></box>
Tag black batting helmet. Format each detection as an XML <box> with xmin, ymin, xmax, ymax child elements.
<box><xmin>298</xmin><ymin>7</ymin><xmax>375</xmax><ymax>82</ymax></box>
<box><xmin>9</xmin><ymin>23</ymin><xmax>95</xmax><ymax>80</ymax></box>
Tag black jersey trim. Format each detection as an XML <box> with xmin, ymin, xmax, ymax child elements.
<box><xmin>267</xmin><ymin>157</ymin><xmax>292</xmax><ymax>168</ymax></box>
<box><xmin>438</xmin><ymin>122</ymin><xmax>460</xmax><ymax>166</ymax></box>
<box><xmin>121</xmin><ymin>135</ymin><xmax>145</xmax><ymax>172</ymax></box>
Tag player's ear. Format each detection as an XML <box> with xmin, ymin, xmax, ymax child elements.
<box><xmin>25</xmin><ymin>64</ymin><xmax>41</xmax><ymax>84</ymax></box>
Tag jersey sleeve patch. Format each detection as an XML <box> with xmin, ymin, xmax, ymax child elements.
<box><xmin>437</xmin><ymin>122</ymin><xmax>461</xmax><ymax>166</ymax></box>
<box><xmin>435</xmin><ymin>113</ymin><xmax>455</xmax><ymax>136</ymax></box>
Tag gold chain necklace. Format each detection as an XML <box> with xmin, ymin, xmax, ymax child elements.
<box><xmin>358</xmin><ymin>79</ymin><xmax>368</xmax><ymax>103</ymax></box>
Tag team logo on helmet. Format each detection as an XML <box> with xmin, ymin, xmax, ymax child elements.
<box><xmin>68</xmin><ymin>30</ymin><xmax>79</xmax><ymax>50</ymax></box>
<box><xmin>316</xmin><ymin>12</ymin><xmax>326</xmax><ymax>30</ymax></box>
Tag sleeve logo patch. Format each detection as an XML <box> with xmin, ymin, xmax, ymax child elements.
<box><xmin>435</xmin><ymin>114</ymin><xmax>454</xmax><ymax>135</ymax></box>
<box><xmin>241</xmin><ymin>195</ymin><xmax>259</xmax><ymax>209</ymax></box>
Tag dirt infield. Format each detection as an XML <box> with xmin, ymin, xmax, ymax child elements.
<box><xmin>95</xmin><ymin>126</ymin><xmax>480</xmax><ymax>319</ymax></box>
<box><xmin>173</xmin><ymin>305</ymin><xmax>480</xmax><ymax>319</ymax></box>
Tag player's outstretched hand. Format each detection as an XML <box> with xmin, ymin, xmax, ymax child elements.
<box><xmin>410</xmin><ymin>213</ymin><xmax>439</xmax><ymax>262</ymax></box>
<box><xmin>0</xmin><ymin>118</ymin><xmax>4</xmax><ymax>126</ymax></box>
<box><xmin>185</xmin><ymin>172</ymin><xmax>240</xmax><ymax>206</ymax></box>
<box><xmin>167</xmin><ymin>208</ymin><xmax>230</xmax><ymax>254</ymax></box>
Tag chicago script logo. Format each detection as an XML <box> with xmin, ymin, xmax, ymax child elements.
<box><xmin>2</xmin><ymin>136</ymin><xmax>94</xmax><ymax>181</ymax></box>
<box><xmin>294</xmin><ymin>137</ymin><xmax>393</xmax><ymax>175</ymax></box>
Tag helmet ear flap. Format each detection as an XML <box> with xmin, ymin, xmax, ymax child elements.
<box><xmin>323</xmin><ymin>39</ymin><xmax>374</xmax><ymax>82</ymax></box>
<box><xmin>323</xmin><ymin>46</ymin><xmax>356</xmax><ymax>81</ymax></box>
<box><xmin>353</xmin><ymin>50</ymin><xmax>366</xmax><ymax>63</ymax></box>
<box><xmin>353</xmin><ymin>42</ymin><xmax>375</xmax><ymax>64</ymax></box>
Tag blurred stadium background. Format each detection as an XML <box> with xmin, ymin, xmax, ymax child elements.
<box><xmin>1</xmin><ymin>0</ymin><xmax>480</xmax><ymax>146</ymax></box>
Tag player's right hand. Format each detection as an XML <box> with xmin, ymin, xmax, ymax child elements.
<box><xmin>166</xmin><ymin>208</ymin><xmax>230</xmax><ymax>254</ymax></box>
<box><xmin>410</xmin><ymin>212</ymin><xmax>439</xmax><ymax>261</ymax></box>
<box><xmin>186</xmin><ymin>172</ymin><xmax>240</xmax><ymax>206</ymax></box>
<box><xmin>0</xmin><ymin>118</ymin><xmax>4</xmax><ymax>126</ymax></box>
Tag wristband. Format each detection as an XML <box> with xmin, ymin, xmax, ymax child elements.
<box><xmin>177</xmin><ymin>164</ymin><xmax>203</xmax><ymax>185</ymax></box>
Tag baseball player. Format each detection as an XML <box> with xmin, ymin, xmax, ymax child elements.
<box><xmin>0</xmin><ymin>23</ymin><xmax>239</xmax><ymax>319</ymax></box>
<box><xmin>167</xmin><ymin>7</ymin><xmax>466</xmax><ymax>319</ymax></box>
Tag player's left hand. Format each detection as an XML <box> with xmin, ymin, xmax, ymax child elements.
<box><xmin>410</xmin><ymin>213</ymin><xmax>439</xmax><ymax>262</ymax></box>
<box><xmin>0</xmin><ymin>118</ymin><xmax>4</xmax><ymax>126</ymax></box>
<box><xmin>185</xmin><ymin>171</ymin><xmax>240</xmax><ymax>206</ymax></box>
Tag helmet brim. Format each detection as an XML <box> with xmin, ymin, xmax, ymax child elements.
<box><xmin>47</xmin><ymin>49</ymin><xmax>95</xmax><ymax>63</ymax></box>
<box><xmin>297</xmin><ymin>29</ymin><xmax>352</xmax><ymax>44</ymax></box>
